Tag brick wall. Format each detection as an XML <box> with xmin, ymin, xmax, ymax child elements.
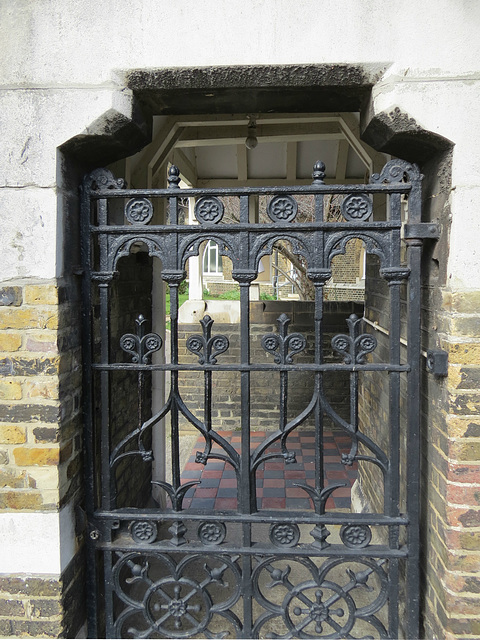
<box><xmin>424</xmin><ymin>290</ymin><xmax>480</xmax><ymax>639</ymax></box>
<box><xmin>0</xmin><ymin>277</ymin><xmax>84</xmax><ymax>637</ymax></box>
<box><xmin>106</xmin><ymin>252</ymin><xmax>153</xmax><ymax>508</ymax></box>
<box><xmin>356</xmin><ymin>151</ymin><xmax>480</xmax><ymax>638</ymax></box>
<box><xmin>177</xmin><ymin>301</ymin><xmax>362</xmax><ymax>433</ymax></box>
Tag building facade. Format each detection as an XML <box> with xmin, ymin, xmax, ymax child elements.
<box><xmin>1</xmin><ymin>1</ymin><xmax>480</xmax><ymax>637</ymax></box>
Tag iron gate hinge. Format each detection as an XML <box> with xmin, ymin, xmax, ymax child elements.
<box><xmin>426</xmin><ymin>349</ymin><xmax>448</xmax><ymax>377</ymax></box>
<box><xmin>404</xmin><ymin>223</ymin><xmax>440</xmax><ymax>240</ymax></box>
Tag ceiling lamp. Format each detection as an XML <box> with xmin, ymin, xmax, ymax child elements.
<box><xmin>245</xmin><ymin>116</ymin><xmax>258</xmax><ymax>150</ymax></box>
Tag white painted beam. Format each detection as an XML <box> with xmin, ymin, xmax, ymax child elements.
<box><xmin>286</xmin><ymin>141</ymin><xmax>298</xmax><ymax>181</ymax></box>
<box><xmin>335</xmin><ymin>139</ymin><xmax>350</xmax><ymax>181</ymax></box>
<box><xmin>236</xmin><ymin>144</ymin><xmax>248</xmax><ymax>182</ymax></box>
<box><xmin>172</xmin><ymin>148</ymin><xmax>197</xmax><ymax>187</ymax></box>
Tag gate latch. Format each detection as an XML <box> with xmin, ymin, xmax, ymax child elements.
<box><xmin>426</xmin><ymin>350</ymin><xmax>448</xmax><ymax>377</ymax></box>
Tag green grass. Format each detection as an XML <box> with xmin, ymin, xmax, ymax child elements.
<box><xmin>165</xmin><ymin>291</ymin><xmax>189</xmax><ymax>316</ymax></box>
<box><xmin>203</xmin><ymin>289</ymin><xmax>276</xmax><ymax>301</ymax></box>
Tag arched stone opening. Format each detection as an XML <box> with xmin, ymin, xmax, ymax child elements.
<box><xmin>55</xmin><ymin>65</ymin><xmax>455</xmax><ymax>638</ymax></box>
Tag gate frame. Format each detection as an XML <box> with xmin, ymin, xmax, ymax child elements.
<box><xmin>80</xmin><ymin>158</ymin><xmax>437</xmax><ymax>639</ymax></box>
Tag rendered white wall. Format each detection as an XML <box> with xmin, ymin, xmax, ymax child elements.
<box><xmin>0</xmin><ymin>0</ymin><xmax>479</xmax><ymax>286</ymax></box>
<box><xmin>0</xmin><ymin>503</ymin><xmax>76</xmax><ymax>574</ymax></box>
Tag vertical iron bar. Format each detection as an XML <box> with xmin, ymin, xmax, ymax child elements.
<box><xmin>387</xmin><ymin>194</ymin><xmax>402</xmax><ymax>637</ymax></box>
<box><xmin>239</xmin><ymin>194</ymin><xmax>253</xmax><ymax>635</ymax></box>
<box><xmin>313</xmin><ymin>194</ymin><xmax>325</xmax><ymax>514</ymax></box>
<box><xmin>97</xmin><ymin>198</ymin><xmax>112</xmax><ymax>510</ymax></box>
<box><xmin>314</xmin><ymin>284</ymin><xmax>325</xmax><ymax>507</ymax></box>
<box><xmin>406</xmin><ymin>239</ymin><xmax>423</xmax><ymax>639</ymax></box>
<box><xmin>169</xmin><ymin>281</ymin><xmax>181</xmax><ymax>494</ymax></box>
<box><xmin>104</xmin><ymin>551</ymin><xmax>114</xmax><ymax>637</ymax></box>
<box><xmin>405</xmin><ymin>173</ymin><xmax>423</xmax><ymax>640</ymax></box>
<box><xmin>80</xmin><ymin>180</ymin><xmax>98</xmax><ymax>639</ymax></box>
<box><xmin>240</xmin><ymin>281</ymin><xmax>253</xmax><ymax>632</ymax></box>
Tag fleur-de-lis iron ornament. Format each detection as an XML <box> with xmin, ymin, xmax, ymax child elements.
<box><xmin>119</xmin><ymin>315</ymin><xmax>162</xmax><ymax>364</ymax></box>
<box><xmin>186</xmin><ymin>315</ymin><xmax>229</xmax><ymax>364</ymax></box>
<box><xmin>331</xmin><ymin>314</ymin><xmax>377</xmax><ymax>364</ymax></box>
<box><xmin>261</xmin><ymin>314</ymin><xmax>307</xmax><ymax>364</ymax></box>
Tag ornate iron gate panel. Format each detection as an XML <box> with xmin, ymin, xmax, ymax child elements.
<box><xmin>81</xmin><ymin>159</ymin><xmax>426</xmax><ymax>639</ymax></box>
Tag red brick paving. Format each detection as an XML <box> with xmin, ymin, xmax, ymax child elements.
<box><xmin>182</xmin><ymin>429</ymin><xmax>357</xmax><ymax>511</ymax></box>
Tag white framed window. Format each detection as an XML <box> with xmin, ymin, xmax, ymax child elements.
<box><xmin>203</xmin><ymin>240</ymin><xmax>223</xmax><ymax>275</ymax></box>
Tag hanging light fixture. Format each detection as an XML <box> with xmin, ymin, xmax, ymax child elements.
<box><xmin>245</xmin><ymin>116</ymin><xmax>258</xmax><ymax>150</ymax></box>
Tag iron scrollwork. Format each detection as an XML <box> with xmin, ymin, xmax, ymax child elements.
<box><xmin>261</xmin><ymin>313</ymin><xmax>307</xmax><ymax>364</ymax></box>
<box><xmin>113</xmin><ymin>552</ymin><xmax>241</xmax><ymax>638</ymax></box>
<box><xmin>186</xmin><ymin>315</ymin><xmax>229</xmax><ymax>364</ymax></box>
<box><xmin>252</xmin><ymin>556</ymin><xmax>389</xmax><ymax>638</ymax></box>
<box><xmin>120</xmin><ymin>314</ymin><xmax>163</xmax><ymax>364</ymax></box>
<box><xmin>331</xmin><ymin>314</ymin><xmax>377</xmax><ymax>365</ymax></box>
<box><xmin>82</xmin><ymin>158</ymin><xmax>424</xmax><ymax>639</ymax></box>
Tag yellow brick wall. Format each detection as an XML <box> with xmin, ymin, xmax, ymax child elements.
<box><xmin>0</xmin><ymin>279</ymin><xmax>82</xmax><ymax>511</ymax></box>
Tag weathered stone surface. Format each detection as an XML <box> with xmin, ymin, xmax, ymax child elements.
<box><xmin>449</xmin><ymin>439</ymin><xmax>480</xmax><ymax>461</ymax></box>
<box><xmin>0</xmin><ymin>380</ymin><xmax>22</xmax><ymax>400</ymax></box>
<box><xmin>12</xmin><ymin>619</ymin><xmax>63</xmax><ymax>638</ymax></box>
<box><xmin>0</xmin><ymin>598</ymin><xmax>25</xmax><ymax>617</ymax></box>
<box><xmin>0</xmin><ymin>403</ymin><xmax>60</xmax><ymax>423</ymax></box>
<box><xmin>24</xmin><ymin>284</ymin><xmax>58</xmax><ymax>306</ymax></box>
<box><xmin>29</xmin><ymin>598</ymin><xmax>62</xmax><ymax>618</ymax></box>
<box><xmin>13</xmin><ymin>446</ymin><xmax>59</xmax><ymax>466</ymax></box>
<box><xmin>445</xmin><ymin>342</ymin><xmax>480</xmax><ymax>365</ymax></box>
<box><xmin>0</xmin><ymin>307</ymin><xmax>59</xmax><ymax>330</ymax></box>
<box><xmin>33</xmin><ymin>427</ymin><xmax>59</xmax><ymax>443</ymax></box>
<box><xmin>0</xmin><ymin>424</ymin><xmax>26</xmax><ymax>444</ymax></box>
<box><xmin>0</xmin><ymin>619</ymin><xmax>12</xmax><ymax>635</ymax></box>
<box><xmin>1</xmin><ymin>356</ymin><xmax>60</xmax><ymax>376</ymax></box>
<box><xmin>25</xmin><ymin>334</ymin><xmax>58</xmax><ymax>353</ymax></box>
<box><xmin>0</xmin><ymin>576</ymin><xmax>61</xmax><ymax>597</ymax></box>
<box><xmin>0</xmin><ymin>489</ymin><xmax>43</xmax><ymax>509</ymax></box>
<box><xmin>0</xmin><ymin>334</ymin><xmax>22</xmax><ymax>351</ymax></box>
<box><xmin>0</xmin><ymin>287</ymin><xmax>22</xmax><ymax>307</ymax></box>
<box><xmin>23</xmin><ymin>380</ymin><xmax>58</xmax><ymax>400</ymax></box>
<box><xmin>458</xmin><ymin>509</ymin><xmax>480</xmax><ymax>528</ymax></box>
<box><xmin>0</xmin><ymin>469</ymin><xmax>33</xmax><ymax>489</ymax></box>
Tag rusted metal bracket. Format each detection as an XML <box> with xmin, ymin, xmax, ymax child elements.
<box><xmin>404</xmin><ymin>223</ymin><xmax>440</xmax><ymax>240</ymax></box>
<box><xmin>426</xmin><ymin>349</ymin><xmax>448</xmax><ymax>377</ymax></box>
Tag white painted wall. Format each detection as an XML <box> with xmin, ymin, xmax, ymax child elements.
<box><xmin>0</xmin><ymin>1</ymin><xmax>479</xmax><ymax>287</ymax></box>
<box><xmin>0</xmin><ymin>503</ymin><xmax>76</xmax><ymax>574</ymax></box>
<box><xmin>0</xmin><ymin>0</ymin><xmax>478</xmax><ymax>596</ymax></box>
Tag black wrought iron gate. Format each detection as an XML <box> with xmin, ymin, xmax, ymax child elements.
<box><xmin>81</xmin><ymin>159</ymin><xmax>427</xmax><ymax>639</ymax></box>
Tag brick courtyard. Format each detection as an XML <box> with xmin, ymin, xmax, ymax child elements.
<box><xmin>176</xmin><ymin>429</ymin><xmax>358</xmax><ymax>511</ymax></box>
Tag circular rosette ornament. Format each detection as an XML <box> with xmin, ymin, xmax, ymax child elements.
<box><xmin>125</xmin><ymin>198</ymin><xmax>154</xmax><ymax>225</ymax></box>
<box><xmin>340</xmin><ymin>524</ymin><xmax>372</xmax><ymax>549</ymax></box>
<box><xmin>341</xmin><ymin>193</ymin><xmax>373</xmax><ymax>222</ymax></box>
<box><xmin>129</xmin><ymin>520</ymin><xmax>158</xmax><ymax>544</ymax></box>
<box><xmin>283</xmin><ymin>580</ymin><xmax>356</xmax><ymax>638</ymax></box>
<box><xmin>194</xmin><ymin>196</ymin><xmax>224</xmax><ymax>224</ymax></box>
<box><xmin>197</xmin><ymin>521</ymin><xmax>226</xmax><ymax>546</ymax></box>
<box><xmin>144</xmin><ymin>576</ymin><xmax>211</xmax><ymax>637</ymax></box>
<box><xmin>269</xmin><ymin>523</ymin><xmax>300</xmax><ymax>548</ymax></box>
<box><xmin>267</xmin><ymin>195</ymin><xmax>298</xmax><ymax>223</ymax></box>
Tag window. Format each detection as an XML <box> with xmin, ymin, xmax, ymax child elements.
<box><xmin>203</xmin><ymin>240</ymin><xmax>223</xmax><ymax>275</ymax></box>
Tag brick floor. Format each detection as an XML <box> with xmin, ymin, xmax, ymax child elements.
<box><xmin>176</xmin><ymin>429</ymin><xmax>358</xmax><ymax>511</ymax></box>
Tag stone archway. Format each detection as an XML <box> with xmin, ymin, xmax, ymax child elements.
<box><xmin>57</xmin><ymin>64</ymin><xmax>457</xmax><ymax>638</ymax></box>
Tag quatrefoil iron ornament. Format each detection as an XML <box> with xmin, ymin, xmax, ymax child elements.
<box><xmin>341</xmin><ymin>193</ymin><xmax>373</xmax><ymax>222</ymax></box>
<box><xmin>267</xmin><ymin>195</ymin><xmax>298</xmax><ymax>223</ymax></box>
<box><xmin>194</xmin><ymin>196</ymin><xmax>224</xmax><ymax>224</ymax></box>
<box><xmin>125</xmin><ymin>198</ymin><xmax>154</xmax><ymax>225</ymax></box>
